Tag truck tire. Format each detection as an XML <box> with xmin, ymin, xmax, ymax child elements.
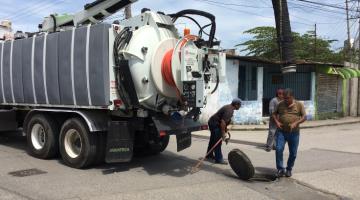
<box><xmin>158</xmin><ymin>135</ymin><xmax>170</xmax><ymax>153</ymax></box>
<box><xmin>147</xmin><ymin>135</ymin><xmax>170</xmax><ymax>155</ymax></box>
<box><xmin>26</xmin><ymin>114</ymin><xmax>60</xmax><ymax>159</ymax></box>
<box><xmin>59</xmin><ymin>118</ymin><xmax>97</xmax><ymax>168</ymax></box>
<box><xmin>134</xmin><ymin>135</ymin><xmax>169</xmax><ymax>156</ymax></box>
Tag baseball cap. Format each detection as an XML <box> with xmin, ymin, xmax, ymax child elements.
<box><xmin>231</xmin><ymin>98</ymin><xmax>242</xmax><ymax>106</ymax></box>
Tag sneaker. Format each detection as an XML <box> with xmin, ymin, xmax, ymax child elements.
<box><xmin>265</xmin><ymin>146</ymin><xmax>272</xmax><ymax>152</ymax></box>
<box><xmin>285</xmin><ymin>170</ymin><xmax>292</xmax><ymax>177</ymax></box>
<box><xmin>215</xmin><ymin>160</ymin><xmax>228</xmax><ymax>165</ymax></box>
<box><xmin>205</xmin><ymin>157</ymin><xmax>214</xmax><ymax>162</ymax></box>
<box><xmin>277</xmin><ymin>169</ymin><xmax>285</xmax><ymax>177</ymax></box>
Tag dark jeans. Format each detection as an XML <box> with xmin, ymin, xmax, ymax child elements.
<box><xmin>207</xmin><ymin>124</ymin><xmax>223</xmax><ymax>162</ymax></box>
<box><xmin>275</xmin><ymin>129</ymin><xmax>300</xmax><ymax>171</ymax></box>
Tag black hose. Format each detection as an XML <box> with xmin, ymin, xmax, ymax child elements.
<box><xmin>178</xmin><ymin>16</ymin><xmax>202</xmax><ymax>31</ymax></box>
<box><xmin>169</xmin><ymin>9</ymin><xmax>216</xmax><ymax>47</ymax></box>
<box><xmin>198</xmin><ymin>23</ymin><xmax>218</xmax><ymax>41</ymax></box>
<box><xmin>113</xmin><ymin>27</ymin><xmax>133</xmax><ymax>108</ymax></box>
<box><xmin>211</xmin><ymin>67</ymin><xmax>219</xmax><ymax>94</ymax></box>
<box><xmin>176</xmin><ymin>17</ymin><xmax>216</xmax><ymax>41</ymax></box>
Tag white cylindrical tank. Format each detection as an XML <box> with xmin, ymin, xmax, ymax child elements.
<box><xmin>123</xmin><ymin>21</ymin><xmax>179</xmax><ymax>109</ymax></box>
<box><xmin>117</xmin><ymin>11</ymin><xmax>219</xmax><ymax>112</ymax></box>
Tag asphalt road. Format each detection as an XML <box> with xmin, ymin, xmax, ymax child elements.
<box><xmin>0</xmin><ymin>124</ymin><xmax>359</xmax><ymax>200</ymax></box>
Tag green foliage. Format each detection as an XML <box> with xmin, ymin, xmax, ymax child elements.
<box><xmin>237</xmin><ymin>26</ymin><xmax>345</xmax><ymax>64</ymax></box>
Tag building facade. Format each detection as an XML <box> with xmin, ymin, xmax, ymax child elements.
<box><xmin>0</xmin><ymin>20</ymin><xmax>13</xmax><ymax>40</ymax></box>
<box><xmin>201</xmin><ymin>55</ymin><xmax>350</xmax><ymax>125</ymax></box>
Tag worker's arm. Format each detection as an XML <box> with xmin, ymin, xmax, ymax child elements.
<box><xmin>220</xmin><ymin>119</ymin><xmax>227</xmax><ymax>135</ymax></box>
<box><xmin>272</xmin><ymin>104</ymin><xmax>283</xmax><ymax>129</ymax></box>
<box><xmin>269</xmin><ymin>99</ymin><xmax>276</xmax><ymax>115</ymax></box>
<box><xmin>290</xmin><ymin>103</ymin><xmax>307</xmax><ymax>130</ymax></box>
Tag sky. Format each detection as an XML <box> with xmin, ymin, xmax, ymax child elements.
<box><xmin>0</xmin><ymin>0</ymin><xmax>357</xmax><ymax>54</ymax></box>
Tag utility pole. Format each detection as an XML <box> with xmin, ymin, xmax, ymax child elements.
<box><xmin>358</xmin><ymin>0</ymin><xmax>360</xmax><ymax>117</ymax></box>
<box><xmin>272</xmin><ymin>0</ymin><xmax>296</xmax><ymax>73</ymax></box>
<box><xmin>124</xmin><ymin>5</ymin><xmax>132</xmax><ymax>19</ymax></box>
<box><xmin>346</xmin><ymin>0</ymin><xmax>352</xmax><ymax>61</ymax></box>
<box><xmin>358</xmin><ymin>0</ymin><xmax>360</xmax><ymax>68</ymax></box>
<box><xmin>314</xmin><ymin>23</ymin><xmax>317</xmax><ymax>60</ymax></box>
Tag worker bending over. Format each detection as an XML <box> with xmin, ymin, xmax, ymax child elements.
<box><xmin>206</xmin><ymin>98</ymin><xmax>242</xmax><ymax>164</ymax></box>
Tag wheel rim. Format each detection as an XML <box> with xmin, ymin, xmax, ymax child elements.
<box><xmin>64</xmin><ymin>129</ymin><xmax>82</xmax><ymax>159</ymax></box>
<box><xmin>31</xmin><ymin>123</ymin><xmax>46</xmax><ymax>150</ymax></box>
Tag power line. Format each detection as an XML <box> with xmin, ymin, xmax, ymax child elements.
<box><xmin>288</xmin><ymin>2</ymin><xmax>346</xmax><ymax>15</ymax></box>
<box><xmin>199</xmin><ymin>0</ymin><xmax>316</xmax><ymax>26</ymax></box>
<box><xmin>290</xmin><ymin>12</ymin><xmax>345</xmax><ymax>24</ymax></box>
<box><xmin>8</xmin><ymin>0</ymin><xmax>69</xmax><ymax>22</ymax></box>
<box><xmin>0</xmin><ymin>0</ymin><xmax>43</xmax><ymax>18</ymax></box>
<box><xmin>258</xmin><ymin>0</ymin><xmax>272</xmax><ymax>6</ymax></box>
<box><xmin>194</xmin><ymin>0</ymin><xmax>272</xmax><ymax>9</ymax></box>
<box><xmin>292</xmin><ymin>0</ymin><xmax>359</xmax><ymax>12</ymax></box>
<box><xmin>198</xmin><ymin>0</ymin><xmax>341</xmax><ymax>26</ymax></box>
<box><xmin>197</xmin><ymin>1</ymin><xmax>274</xmax><ymax>20</ymax></box>
<box><xmin>2</xmin><ymin>0</ymin><xmax>65</xmax><ymax>20</ymax></box>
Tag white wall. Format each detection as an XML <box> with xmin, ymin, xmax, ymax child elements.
<box><xmin>200</xmin><ymin>59</ymin><xmax>263</xmax><ymax>125</ymax></box>
<box><xmin>200</xmin><ymin>59</ymin><xmax>238</xmax><ymax>124</ymax></box>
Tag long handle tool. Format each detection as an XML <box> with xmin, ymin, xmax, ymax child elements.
<box><xmin>190</xmin><ymin>132</ymin><xmax>231</xmax><ymax>174</ymax></box>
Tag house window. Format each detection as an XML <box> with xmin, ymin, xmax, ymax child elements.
<box><xmin>238</xmin><ymin>65</ymin><xmax>258</xmax><ymax>101</ymax></box>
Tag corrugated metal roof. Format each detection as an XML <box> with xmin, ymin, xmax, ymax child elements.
<box><xmin>226</xmin><ymin>54</ymin><xmax>344</xmax><ymax>67</ymax></box>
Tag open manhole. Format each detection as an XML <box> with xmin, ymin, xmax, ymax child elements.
<box><xmin>251</xmin><ymin>173</ymin><xmax>278</xmax><ymax>182</ymax></box>
<box><xmin>229</xmin><ymin>149</ymin><xmax>277</xmax><ymax>182</ymax></box>
<box><xmin>9</xmin><ymin>168</ymin><xmax>47</xmax><ymax>177</ymax></box>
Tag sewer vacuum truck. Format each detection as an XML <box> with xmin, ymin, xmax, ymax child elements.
<box><xmin>0</xmin><ymin>0</ymin><xmax>225</xmax><ymax>168</ymax></box>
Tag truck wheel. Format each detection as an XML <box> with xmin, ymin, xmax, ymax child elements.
<box><xmin>59</xmin><ymin>118</ymin><xmax>97</xmax><ymax>168</ymax></box>
<box><xmin>148</xmin><ymin>135</ymin><xmax>170</xmax><ymax>155</ymax></box>
<box><xmin>27</xmin><ymin>114</ymin><xmax>60</xmax><ymax>159</ymax></box>
<box><xmin>134</xmin><ymin>135</ymin><xmax>170</xmax><ymax>156</ymax></box>
<box><xmin>158</xmin><ymin>135</ymin><xmax>170</xmax><ymax>152</ymax></box>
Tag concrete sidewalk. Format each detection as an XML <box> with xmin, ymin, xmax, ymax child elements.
<box><xmin>231</xmin><ymin>117</ymin><xmax>360</xmax><ymax>131</ymax></box>
<box><xmin>193</xmin><ymin>117</ymin><xmax>360</xmax><ymax>147</ymax></box>
<box><xmin>193</xmin><ymin>123</ymin><xmax>360</xmax><ymax>199</ymax></box>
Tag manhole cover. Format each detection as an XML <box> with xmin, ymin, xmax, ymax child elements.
<box><xmin>9</xmin><ymin>168</ymin><xmax>47</xmax><ymax>177</ymax></box>
<box><xmin>228</xmin><ymin>149</ymin><xmax>255</xmax><ymax>180</ymax></box>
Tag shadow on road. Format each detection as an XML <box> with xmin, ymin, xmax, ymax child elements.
<box><xmin>96</xmin><ymin>152</ymin><xmax>277</xmax><ymax>182</ymax></box>
<box><xmin>95</xmin><ymin>151</ymin><xmax>232</xmax><ymax>178</ymax></box>
<box><xmin>0</xmin><ymin>131</ymin><xmax>277</xmax><ymax>182</ymax></box>
<box><xmin>0</xmin><ymin>131</ymin><xmax>27</xmax><ymax>152</ymax></box>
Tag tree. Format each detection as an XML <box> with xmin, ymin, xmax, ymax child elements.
<box><xmin>237</xmin><ymin>26</ymin><xmax>345</xmax><ymax>64</ymax></box>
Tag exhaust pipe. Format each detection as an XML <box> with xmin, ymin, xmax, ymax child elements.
<box><xmin>272</xmin><ymin>0</ymin><xmax>296</xmax><ymax>73</ymax></box>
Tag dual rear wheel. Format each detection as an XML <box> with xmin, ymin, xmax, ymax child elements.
<box><xmin>27</xmin><ymin>114</ymin><xmax>105</xmax><ymax>168</ymax></box>
<box><xmin>26</xmin><ymin>114</ymin><xmax>168</xmax><ymax>168</ymax></box>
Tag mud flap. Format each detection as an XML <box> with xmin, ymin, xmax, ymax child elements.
<box><xmin>0</xmin><ymin>110</ymin><xmax>18</xmax><ymax>132</ymax></box>
<box><xmin>176</xmin><ymin>131</ymin><xmax>192</xmax><ymax>152</ymax></box>
<box><xmin>152</xmin><ymin>116</ymin><xmax>200</xmax><ymax>152</ymax></box>
<box><xmin>228</xmin><ymin>149</ymin><xmax>255</xmax><ymax>180</ymax></box>
<box><xmin>105</xmin><ymin>121</ymin><xmax>134</xmax><ymax>163</ymax></box>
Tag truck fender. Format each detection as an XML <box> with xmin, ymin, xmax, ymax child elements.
<box><xmin>23</xmin><ymin>109</ymin><xmax>109</xmax><ymax>133</ymax></box>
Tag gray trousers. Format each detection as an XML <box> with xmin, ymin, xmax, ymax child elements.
<box><xmin>266</xmin><ymin>121</ymin><xmax>277</xmax><ymax>148</ymax></box>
